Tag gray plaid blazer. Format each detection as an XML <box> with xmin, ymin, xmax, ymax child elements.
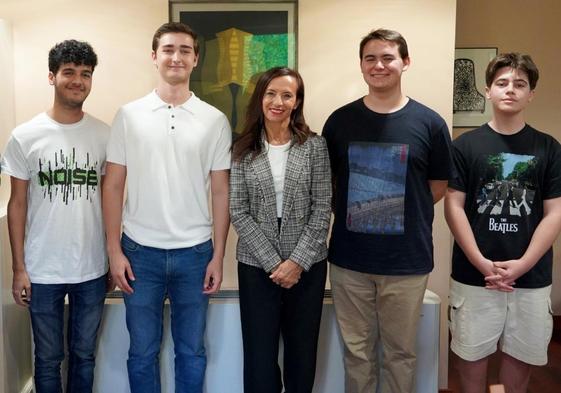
<box><xmin>229</xmin><ymin>134</ymin><xmax>331</xmax><ymax>272</ymax></box>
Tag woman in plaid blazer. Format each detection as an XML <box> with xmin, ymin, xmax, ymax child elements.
<box><xmin>230</xmin><ymin>67</ymin><xmax>331</xmax><ymax>393</ymax></box>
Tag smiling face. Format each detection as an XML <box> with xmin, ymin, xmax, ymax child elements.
<box><xmin>49</xmin><ymin>63</ymin><xmax>92</xmax><ymax>109</ymax></box>
<box><xmin>261</xmin><ymin>75</ymin><xmax>299</xmax><ymax>128</ymax></box>
<box><xmin>486</xmin><ymin>67</ymin><xmax>534</xmax><ymax>115</ymax></box>
<box><xmin>152</xmin><ymin>32</ymin><xmax>198</xmax><ymax>85</ymax></box>
<box><xmin>360</xmin><ymin>39</ymin><xmax>410</xmax><ymax>94</ymax></box>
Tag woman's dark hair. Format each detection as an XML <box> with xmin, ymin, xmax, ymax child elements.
<box><xmin>232</xmin><ymin>67</ymin><xmax>314</xmax><ymax>161</ymax></box>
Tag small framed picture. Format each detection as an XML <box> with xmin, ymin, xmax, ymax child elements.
<box><xmin>453</xmin><ymin>47</ymin><xmax>498</xmax><ymax>127</ymax></box>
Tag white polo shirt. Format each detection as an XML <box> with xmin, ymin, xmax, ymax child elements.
<box><xmin>107</xmin><ymin>91</ymin><xmax>232</xmax><ymax>249</ymax></box>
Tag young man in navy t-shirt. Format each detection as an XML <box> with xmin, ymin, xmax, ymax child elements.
<box><xmin>323</xmin><ymin>28</ymin><xmax>455</xmax><ymax>393</ymax></box>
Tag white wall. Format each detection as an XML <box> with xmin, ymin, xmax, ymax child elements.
<box><xmin>0</xmin><ymin>19</ymin><xmax>32</xmax><ymax>393</ymax></box>
<box><xmin>0</xmin><ymin>18</ymin><xmax>15</xmax><ymax>204</ymax></box>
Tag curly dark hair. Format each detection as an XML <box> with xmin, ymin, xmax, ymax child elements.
<box><xmin>48</xmin><ymin>40</ymin><xmax>98</xmax><ymax>74</ymax></box>
<box><xmin>232</xmin><ymin>67</ymin><xmax>314</xmax><ymax>162</ymax></box>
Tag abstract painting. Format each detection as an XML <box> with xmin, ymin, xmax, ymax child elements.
<box><xmin>171</xmin><ymin>2</ymin><xmax>296</xmax><ymax>135</ymax></box>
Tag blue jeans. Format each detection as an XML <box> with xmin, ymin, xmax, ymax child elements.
<box><xmin>29</xmin><ymin>275</ymin><xmax>106</xmax><ymax>393</ymax></box>
<box><xmin>121</xmin><ymin>234</ymin><xmax>212</xmax><ymax>393</ymax></box>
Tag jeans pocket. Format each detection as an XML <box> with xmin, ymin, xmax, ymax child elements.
<box><xmin>193</xmin><ymin>239</ymin><xmax>213</xmax><ymax>254</ymax></box>
<box><xmin>121</xmin><ymin>234</ymin><xmax>140</xmax><ymax>253</ymax></box>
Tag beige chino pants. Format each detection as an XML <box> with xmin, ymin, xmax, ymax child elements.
<box><xmin>330</xmin><ymin>264</ymin><xmax>428</xmax><ymax>393</ymax></box>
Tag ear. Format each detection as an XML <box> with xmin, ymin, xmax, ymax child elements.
<box><xmin>48</xmin><ymin>71</ymin><xmax>55</xmax><ymax>85</ymax></box>
<box><xmin>193</xmin><ymin>53</ymin><xmax>199</xmax><ymax>68</ymax></box>
<box><xmin>402</xmin><ymin>56</ymin><xmax>411</xmax><ymax>71</ymax></box>
<box><xmin>151</xmin><ymin>50</ymin><xmax>157</xmax><ymax>66</ymax></box>
<box><xmin>528</xmin><ymin>89</ymin><xmax>535</xmax><ymax>102</ymax></box>
<box><xmin>485</xmin><ymin>86</ymin><xmax>491</xmax><ymax>99</ymax></box>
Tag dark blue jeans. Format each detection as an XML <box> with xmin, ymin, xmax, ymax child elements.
<box><xmin>121</xmin><ymin>234</ymin><xmax>212</xmax><ymax>393</ymax></box>
<box><xmin>29</xmin><ymin>275</ymin><xmax>106</xmax><ymax>393</ymax></box>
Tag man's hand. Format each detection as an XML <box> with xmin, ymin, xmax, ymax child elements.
<box><xmin>109</xmin><ymin>251</ymin><xmax>135</xmax><ymax>295</ymax></box>
<box><xmin>485</xmin><ymin>259</ymin><xmax>528</xmax><ymax>291</ymax></box>
<box><xmin>269</xmin><ymin>260</ymin><xmax>303</xmax><ymax>289</ymax></box>
<box><xmin>12</xmin><ymin>269</ymin><xmax>31</xmax><ymax>306</ymax></box>
<box><xmin>106</xmin><ymin>272</ymin><xmax>117</xmax><ymax>292</ymax></box>
<box><xmin>203</xmin><ymin>257</ymin><xmax>223</xmax><ymax>294</ymax></box>
<box><xmin>475</xmin><ymin>257</ymin><xmax>514</xmax><ymax>292</ymax></box>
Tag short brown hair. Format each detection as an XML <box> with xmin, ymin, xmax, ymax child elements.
<box><xmin>485</xmin><ymin>53</ymin><xmax>539</xmax><ymax>90</ymax></box>
<box><xmin>152</xmin><ymin>22</ymin><xmax>199</xmax><ymax>54</ymax></box>
<box><xmin>359</xmin><ymin>28</ymin><xmax>409</xmax><ymax>60</ymax></box>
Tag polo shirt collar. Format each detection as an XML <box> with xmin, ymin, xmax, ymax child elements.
<box><xmin>149</xmin><ymin>90</ymin><xmax>200</xmax><ymax>113</ymax></box>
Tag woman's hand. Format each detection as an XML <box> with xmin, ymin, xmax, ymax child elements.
<box><xmin>269</xmin><ymin>260</ymin><xmax>303</xmax><ymax>289</ymax></box>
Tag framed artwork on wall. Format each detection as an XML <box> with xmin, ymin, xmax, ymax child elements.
<box><xmin>453</xmin><ymin>47</ymin><xmax>498</xmax><ymax>127</ymax></box>
<box><xmin>170</xmin><ymin>1</ymin><xmax>297</xmax><ymax>135</ymax></box>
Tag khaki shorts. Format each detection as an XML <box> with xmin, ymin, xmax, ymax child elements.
<box><xmin>449</xmin><ymin>279</ymin><xmax>553</xmax><ymax>366</ymax></box>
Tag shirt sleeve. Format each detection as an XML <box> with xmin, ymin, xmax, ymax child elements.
<box><xmin>106</xmin><ymin>108</ymin><xmax>127</xmax><ymax>166</ymax></box>
<box><xmin>1</xmin><ymin>135</ymin><xmax>31</xmax><ymax>180</ymax></box>
<box><xmin>447</xmin><ymin>138</ymin><xmax>469</xmax><ymax>192</ymax></box>
<box><xmin>427</xmin><ymin>120</ymin><xmax>456</xmax><ymax>181</ymax></box>
<box><xmin>543</xmin><ymin>137</ymin><xmax>561</xmax><ymax>199</ymax></box>
<box><xmin>211</xmin><ymin>114</ymin><xmax>232</xmax><ymax>171</ymax></box>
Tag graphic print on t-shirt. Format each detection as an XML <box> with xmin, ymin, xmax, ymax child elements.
<box><xmin>477</xmin><ymin>153</ymin><xmax>536</xmax><ymax>221</ymax></box>
<box><xmin>37</xmin><ymin>148</ymin><xmax>99</xmax><ymax>204</ymax></box>
<box><xmin>347</xmin><ymin>142</ymin><xmax>408</xmax><ymax>234</ymax></box>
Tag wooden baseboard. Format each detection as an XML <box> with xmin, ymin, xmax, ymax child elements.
<box><xmin>439</xmin><ymin>390</ymin><xmax>454</xmax><ymax>393</ymax></box>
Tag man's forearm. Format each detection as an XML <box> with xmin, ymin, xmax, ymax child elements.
<box><xmin>211</xmin><ymin>174</ymin><xmax>230</xmax><ymax>260</ymax></box>
<box><xmin>7</xmin><ymin>198</ymin><xmax>27</xmax><ymax>273</ymax></box>
<box><xmin>444</xmin><ymin>191</ymin><xmax>488</xmax><ymax>271</ymax></box>
<box><xmin>518</xmin><ymin>205</ymin><xmax>561</xmax><ymax>269</ymax></box>
<box><xmin>102</xmin><ymin>166</ymin><xmax>126</xmax><ymax>255</ymax></box>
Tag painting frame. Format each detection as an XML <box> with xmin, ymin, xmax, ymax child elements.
<box><xmin>170</xmin><ymin>1</ymin><xmax>297</xmax><ymax>135</ymax></box>
<box><xmin>453</xmin><ymin>47</ymin><xmax>498</xmax><ymax>127</ymax></box>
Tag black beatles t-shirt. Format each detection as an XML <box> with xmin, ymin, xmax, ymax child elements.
<box><xmin>450</xmin><ymin>124</ymin><xmax>561</xmax><ymax>288</ymax></box>
<box><xmin>323</xmin><ymin>98</ymin><xmax>455</xmax><ymax>275</ymax></box>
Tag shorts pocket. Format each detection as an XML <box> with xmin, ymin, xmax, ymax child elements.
<box><xmin>448</xmin><ymin>292</ymin><xmax>466</xmax><ymax>338</ymax></box>
<box><xmin>545</xmin><ymin>298</ymin><xmax>554</xmax><ymax>348</ymax></box>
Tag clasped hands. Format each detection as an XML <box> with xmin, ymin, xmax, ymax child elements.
<box><xmin>481</xmin><ymin>257</ymin><xmax>528</xmax><ymax>292</ymax></box>
<box><xmin>270</xmin><ymin>259</ymin><xmax>303</xmax><ymax>289</ymax></box>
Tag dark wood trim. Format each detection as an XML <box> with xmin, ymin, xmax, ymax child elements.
<box><xmin>553</xmin><ymin>315</ymin><xmax>561</xmax><ymax>343</ymax></box>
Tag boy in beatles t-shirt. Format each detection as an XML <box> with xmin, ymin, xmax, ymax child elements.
<box><xmin>445</xmin><ymin>53</ymin><xmax>561</xmax><ymax>393</ymax></box>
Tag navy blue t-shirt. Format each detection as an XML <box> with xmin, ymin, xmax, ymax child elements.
<box><xmin>449</xmin><ymin>124</ymin><xmax>561</xmax><ymax>288</ymax></box>
<box><xmin>323</xmin><ymin>98</ymin><xmax>455</xmax><ymax>275</ymax></box>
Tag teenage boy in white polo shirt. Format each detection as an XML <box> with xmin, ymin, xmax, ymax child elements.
<box><xmin>2</xmin><ymin>39</ymin><xmax>109</xmax><ymax>393</ymax></box>
<box><xmin>103</xmin><ymin>22</ymin><xmax>231</xmax><ymax>393</ymax></box>
<box><xmin>446</xmin><ymin>53</ymin><xmax>561</xmax><ymax>393</ymax></box>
